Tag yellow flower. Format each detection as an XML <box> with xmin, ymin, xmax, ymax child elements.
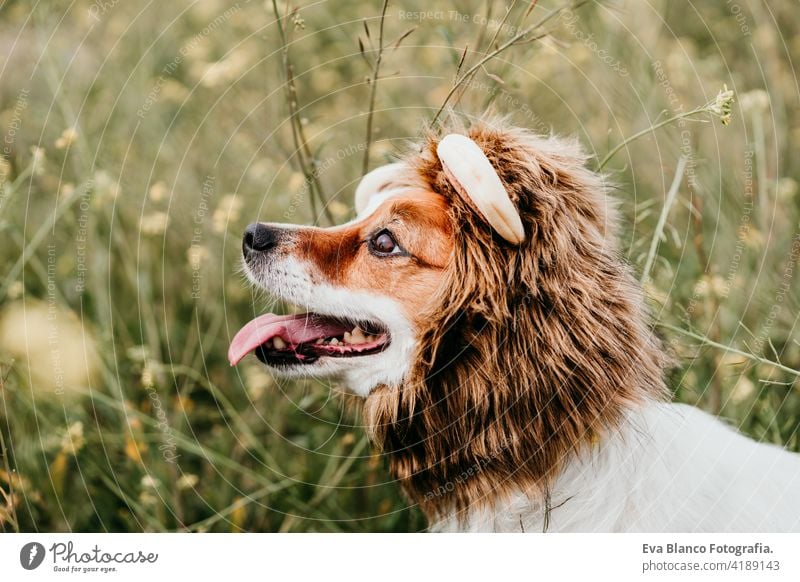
<box><xmin>29</xmin><ymin>146</ymin><xmax>46</xmax><ymax>175</ymax></box>
<box><xmin>730</xmin><ymin>376</ymin><xmax>755</xmax><ymax>404</ymax></box>
<box><xmin>60</xmin><ymin>182</ymin><xmax>75</xmax><ymax>197</ymax></box>
<box><xmin>161</xmin><ymin>79</ymin><xmax>189</xmax><ymax>103</ymax></box>
<box><xmin>173</xmin><ymin>394</ymin><xmax>194</xmax><ymax>414</ymax></box>
<box><xmin>709</xmin><ymin>275</ymin><xmax>727</xmax><ymax>297</ymax></box>
<box><xmin>93</xmin><ymin>170</ymin><xmax>120</xmax><ymax>202</ymax></box>
<box><xmin>777</xmin><ymin>177</ymin><xmax>797</xmax><ymax>202</ymax></box>
<box><xmin>54</xmin><ymin>127</ymin><xmax>78</xmax><ymax>149</ymax></box>
<box><xmin>287</xmin><ymin>172</ymin><xmax>306</xmax><ymax>193</ymax></box>
<box><xmin>126</xmin><ymin>345</ymin><xmax>149</xmax><ymax>363</ymax></box>
<box><xmin>140</xmin><ymin>365</ymin><xmax>154</xmax><ymax>388</ymax></box>
<box><xmin>176</xmin><ymin>474</ymin><xmax>199</xmax><ymax>490</ymax></box>
<box><xmin>148</xmin><ymin>181</ymin><xmax>168</xmax><ymax>202</ymax></box>
<box><xmin>199</xmin><ymin>45</ymin><xmax>256</xmax><ymax>88</ymax></box>
<box><xmin>693</xmin><ymin>277</ymin><xmax>710</xmax><ymax>297</ymax></box>
<box><xmin>140</xmin><ymin>475</ymin><xmax>160</xmax><ymax>489</ymax></box>
<box><xmin>291</xmin><ymin>13</ymin><xmax>306</xmax><ymax>30</ymax></box>
<box><xmin>368</xmin><ymin>452</ymin><xmax>382</xmax><ymax>470</ymax></box>
<box><xmin>328</xmin><ymin>199</ymin><xmax>350</xmax><ymax>220</ymax></box>
<box><xmin>50</xmin><ymin>452</ymin><xmax>69</xmax><ymax>497</ymax></box>
<box><xmin>60</xmin><ymin>421</ymin><xmax>86</xmax><ymax>455</ymax></box>
<box><xmin>230</xmin><ymin>497</ymin><xmax>247</xmax><ymax>531</ymax></box>
<box><xmin>6</xmin><ymin>281</ymin><xmax>23</xmax><ymax>300</ymax></box>
<box><xmin>744</xmin><ymin>227</ymin><xmax>763</xmax><ymax>249</ymax></box>
<box><xmin>709</xmin><ymin>84</ymin><xmax>735</xmax><ymax>125</ymax></box>
<box><xmin>124</xmin><ymin>437</ymin><xmax>144</xmax><ymax>463</ymax></box>
<box><xmin>243</xmin><ymin>362</ymin><xmax>273</xmax><ymax>400</ymax></box>
<box><xmin>247</xmin><ymin>159</ymin><xmax>273</xmax><ymax>182</ymax></box>
<box><xmin>212</xmin><ymin>194</ymin><xmax>243</xmax><ymax>233</ymax></box>
<box><xmin>140</xmin><ymin>211</ymin><xmax>169</xmax><ymax>235</ymax></box>
<box><xmin>0</xmin><ymin>300</ymin><xmax>98</xmax><ymax>398</ymax></box>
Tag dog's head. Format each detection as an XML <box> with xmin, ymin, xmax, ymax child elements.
<box><xmin>231</xmin><ymin>120</ymin><xmax>667</xmax><ymax>516</ymax></box>
<box><xmin>229</xmin><ymin>177</ymin><xmax>452</xmax><ymax>396</ymax></box>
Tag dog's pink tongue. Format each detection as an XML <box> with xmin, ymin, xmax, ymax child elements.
<box><xmin>228</xmin><ymin>313</ymin><xmax>344</xmax><ymax>366</ymax></box>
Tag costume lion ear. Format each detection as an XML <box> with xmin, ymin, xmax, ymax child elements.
<box><xmin>436</xmin><ymin>134</ymin><xmax>525</xmax><ymax>244</ymax></box>
<box><xmin>354</xmin><ymin>162</ymin><xmax>409</xmax><ymax>215</ymax></box>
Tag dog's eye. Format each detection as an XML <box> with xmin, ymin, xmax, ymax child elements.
<box><xmin>369</xmin><ymin>230</ymin><xmax>403</xmax><ymax>257</ymax></box>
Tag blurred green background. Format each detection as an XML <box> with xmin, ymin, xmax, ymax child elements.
<box><xmin>0</xmin><ymin>0</ymin><xmax>798</xmax><ymax>532</ymax></box>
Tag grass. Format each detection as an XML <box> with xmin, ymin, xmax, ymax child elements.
<box><xmin>0</xmin><ymin>0</ymin><xmax>799</xmax><ymax>532</ymax></box>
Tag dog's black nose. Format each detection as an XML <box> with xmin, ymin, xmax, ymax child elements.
<box><xmin>243</xmin><ymin>222</ymin><xmax>280</xmax><ymax>255</ymax></box>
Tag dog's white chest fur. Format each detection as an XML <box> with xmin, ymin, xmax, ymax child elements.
<box><xmin>434</xmin><ymin>402</ymin><xmax>800</xmax><ymax>532</ymax></box>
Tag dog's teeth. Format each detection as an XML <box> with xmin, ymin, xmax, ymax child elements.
<box><xmin>364</xmin><ymin>335</ymin><xmax>375</xmax><ymax>343</ymax></box>
<box><xmin>330</xmin><ymin>338</ymin><xmax>340</xmax><ymax>346</ymax></box>
<box><xmin>273</xmin><ymin>336</ymin><xmax>287</xmax><ymax>350</ymax></box>
<box><xmin>343</xmin><ymin>331</ymin><xmax>352</xmax><ymax>344</ymax></box>
<box><xmin>351</xmin><ymin>327</ymin><xmax>367</xmax><ymax>344</ymax></box>
<box><xmin>315</xmin><ymin>338</ymin><xmax>324</xmax><ymax>345</ymax></box>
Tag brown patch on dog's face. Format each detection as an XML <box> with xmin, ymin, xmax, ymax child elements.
<box><xmin>295</xmin><ymin>190</ymin><xmax>453</xmax><ymax>327</ymax></box>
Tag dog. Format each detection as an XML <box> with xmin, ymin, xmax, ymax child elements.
<box><xmin>229</xmin><ymin>120</ymin><xmax>800</xmax><ymax>532</ymax></box>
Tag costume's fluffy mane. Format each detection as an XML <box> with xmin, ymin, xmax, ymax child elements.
<box><xmin>363</xmin><ymin>120</ymin><xmax>669</xmax><ymax>522</ymax></box>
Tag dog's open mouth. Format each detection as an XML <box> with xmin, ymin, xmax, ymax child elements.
<box><xmin>228</xmin><ymin>312</ymin><xmax>390</xmax><ymax>367</ymax></box>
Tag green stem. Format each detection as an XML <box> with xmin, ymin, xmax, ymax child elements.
<box><xmin>0</xmin><ymin>366</ymin><xmax>20</xmax><ymax>532</ymax></box>
<box><xmin>362</xmin><ymin>0</ymin><xmax>390</xmax><ymax>175</ymax></box>
<box><xmin>0</xmin><ymin>181</ymin><xmax>90</xmax><ymax>299</ymax></box>
<box><xmin>431</xmin><ymin>1</ymin><xmax>572</xmax><ymax>125</ymax></box>
<box><xmin>270</xmin><ymin>0</ymin><xmax>334</xmax><ymax>224</ymax></box>
<box><xmin>659</xmin><ymin>322</ymin><xmax>800</xmax><ymax>378</ymax></box>
<box><xmin>640</xmin><ymin>156</ymin><xmax>687</xmax><ymax>284</ymax></box>
<box><xmin>597</xmin><ymin>107</ymin><xmax>709</xmax><ymax>170</ymax></box>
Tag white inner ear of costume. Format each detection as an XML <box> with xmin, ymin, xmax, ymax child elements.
<box><xmin>354</xmin><ymin>162</ymin><xmax>413</xmax><ymax>218</ymax></box>
<box><xmin>436</xmin><ymin>134</ymin><xmax>525</xmax><ymax>244</ymax></box>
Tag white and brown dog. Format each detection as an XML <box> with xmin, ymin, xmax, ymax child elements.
<box><xmin>229</xmin><ymin>121</ymin><xmax>800</xmax><ymax>532</ymax></box>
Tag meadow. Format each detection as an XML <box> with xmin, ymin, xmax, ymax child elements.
<box><xmin>0</xmin><ymin>0</ymin><xmax>798</xmax><ymax>532</ymax></box>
